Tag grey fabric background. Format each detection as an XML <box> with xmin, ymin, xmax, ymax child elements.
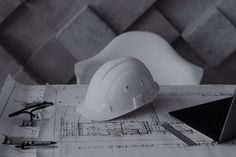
<box><xmin>0</xmin><ymin>0</ymin><xmax>236</xmax><ymax>88</ymax></box>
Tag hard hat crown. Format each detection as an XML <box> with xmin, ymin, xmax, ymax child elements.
<box><xmin>76</xmin><ymin>57</ymin><xmax>159</xmax><ymax>121</ymax></box>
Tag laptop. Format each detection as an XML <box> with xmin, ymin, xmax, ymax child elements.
<box><xmin>169</xmin><ymin>90</ymin><xmax>236</xmax><ymax>143</ymax></box>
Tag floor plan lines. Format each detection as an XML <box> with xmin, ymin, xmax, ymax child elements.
<box><xmin>56</xmin><ymin>103</ymin><xmax>197</xmax><ymax>142</ymax></box>
<box><xmin>37</xmin><ymin>84</ymin><xmax>236</xmax><ymax>157</ymax></box>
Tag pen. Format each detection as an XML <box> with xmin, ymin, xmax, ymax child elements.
<box><xmin>15</xmin><ymin>141</ymin><xmax>57</xmax><ymax>149</ymax></box>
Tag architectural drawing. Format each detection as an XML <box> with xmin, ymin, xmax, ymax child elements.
<box><xmin>37</xmin><ymin>84</ymin><xmax>236</xmax><ymax>157</ymax></box>
<box><xmin>0</xmin><ymin>76</ymin><xmax>44</xmax><ymax>157</ymax></box>
<box><xmin>1</xmin><ymin>76</ymin><xmax>236</xmax><ymax>157</ymax></box>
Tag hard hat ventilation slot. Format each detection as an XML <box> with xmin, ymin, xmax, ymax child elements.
<box><xmin>124</xmin><ymin>85</ymin><xmax>129</xmax><ymax>92</ymax></box>
<box><xmin>140</xmin><ymin>79</ymin><xmax>144</xmax><ymax>86</ymax></box>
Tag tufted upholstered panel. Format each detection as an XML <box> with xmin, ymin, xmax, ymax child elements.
<box><xmin>0</xmin><ymin>0</ymin><xmax>236</xmax><ymax>88</ymax></box>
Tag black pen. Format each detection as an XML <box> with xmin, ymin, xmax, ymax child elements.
<box><xmin>15</xmin><ymin>141</ymin><xmax>57</xmax><ymax>149</ymax></box>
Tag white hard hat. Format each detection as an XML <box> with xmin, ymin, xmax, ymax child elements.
<box><xmin>76</xmin><ymin>57</ymin><xmax>159</xmax><ymax>121</ymax></box>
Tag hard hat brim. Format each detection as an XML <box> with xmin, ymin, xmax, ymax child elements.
<box><xmin>76</xmin><ymin>82</ymin><xmax>159</xmax><ymax>121</ymax></box>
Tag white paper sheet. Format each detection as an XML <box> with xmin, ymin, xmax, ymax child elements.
<box><xmin>0</xmin><ymin>76</ymin><xmax>45</xmax><ymax>157</ymax></box>
<box><xmin>1</xmin><ymin>76</ymin><xmax>236</xmax><ymax>157</ymax></box>
<box><xmin>37</xmin><ymin>84</ymin><xmax>236</xmax><ymax>157</ymax></box>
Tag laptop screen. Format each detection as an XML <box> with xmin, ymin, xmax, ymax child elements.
<box><xmin>169</xmin><ymin>97</ymin><xmax>232</xmax><ymax>142</ymax></box>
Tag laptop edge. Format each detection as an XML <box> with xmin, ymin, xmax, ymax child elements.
<box><xmin>219</xmin><ymin>90</ymin><xmax>236</xmax><ymax>142</ymax></box>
